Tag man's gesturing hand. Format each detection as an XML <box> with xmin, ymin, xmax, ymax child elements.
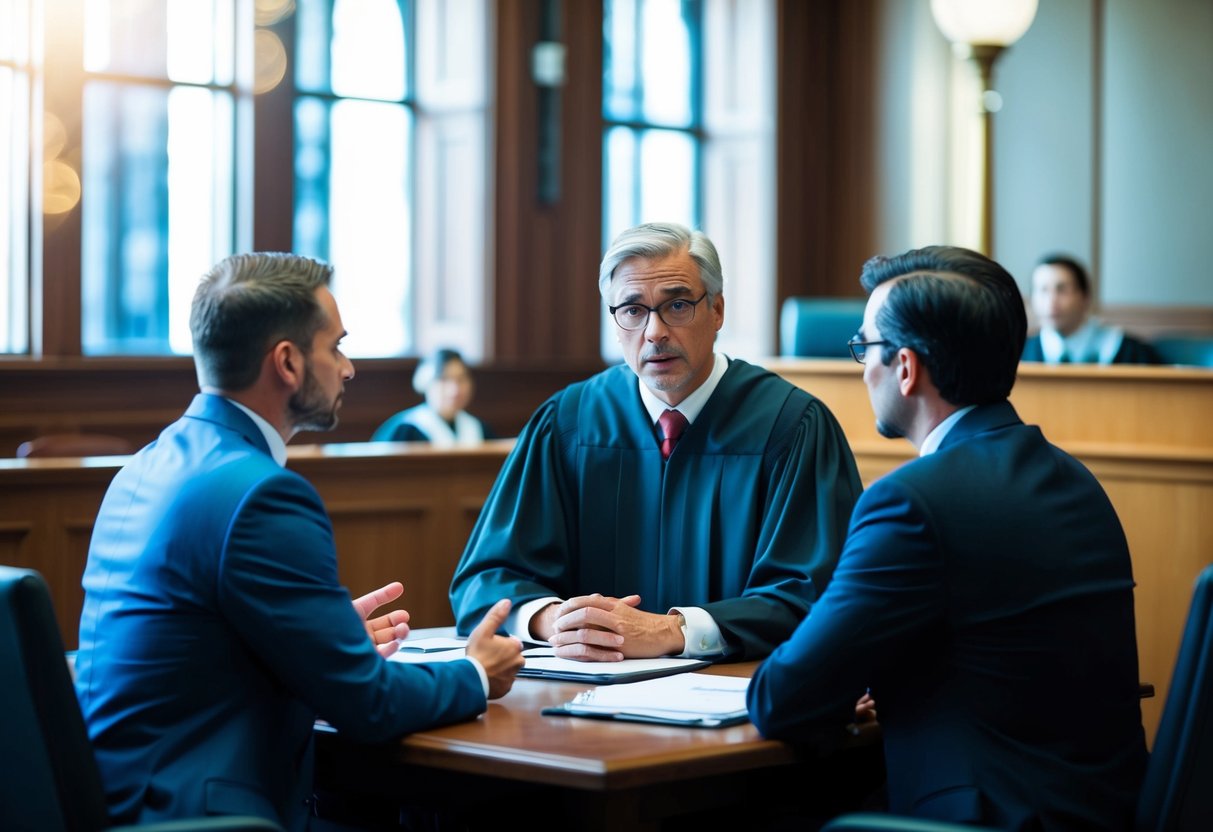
<box><xmin>354</xmin><ymin>581</ymin><xmax>411</xmax><ymax>658</ymax></box>
<box><xmin>465</xmin><ymin>599</ymin><xmax>525</xmax><ymax>699</ymax></box>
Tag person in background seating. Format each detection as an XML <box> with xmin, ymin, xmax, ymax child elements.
<box><xmin>372</xmin><ymin>348</ymin><xmax>495</xmax><ymax>445</ymax></box>
<box><xmin>1023</xmin><ymin>253</ymin><xmax>1160</xmax><ymax>364</ymax></box>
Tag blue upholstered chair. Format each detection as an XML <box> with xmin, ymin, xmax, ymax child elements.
<box><xmin>779</xmin><ymin>297</ymin><xmax>868</xmax><ymax>359</ymax></box>
<box><xmin>0</xmin><ymin>565</ymin><xmax>282</xmax><ymax>832</ymax></box>
<box><xmin>1152</xmin><ymin>335</ymin><xmax>1213</xmax><ymax>368</ymax></box>
<box><xmin>822</xmin><ymin>565</ymin><xmax>1213</xmax><ymax>832</ymax></box>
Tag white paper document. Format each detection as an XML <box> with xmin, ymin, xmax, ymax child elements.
<box><xmin>545</xmin><ymin>672</ymin><xmax>750</xmax><ymax>727</ymax></box>
<box><xmin>396</xmin><ymin>636</ymin><xmax>467</xmax><ymax>653</ymax></box>
<box><xmin>518</xmin><ymin>649</ymin><xmax>710</xmax><ymax>683</ymax></box>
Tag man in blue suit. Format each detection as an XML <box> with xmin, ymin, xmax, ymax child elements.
<box><xmin>74</xmin><ymin>253</ymin><xmax>524</xmax><ymax>830</ymax></box>
<box><xmin>748</xmin><ymin>247</ymin><xmax>1147</xmax><ymax>830</ymax></box>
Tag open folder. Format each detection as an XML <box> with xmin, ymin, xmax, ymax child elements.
<box><xmin>542</xmin><ymin>672</ymin><xmax>751</xmax><ymax>728</ymax></box>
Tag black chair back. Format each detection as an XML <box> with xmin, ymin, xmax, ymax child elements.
<box><xmin>1137</xmin><ymin>564</ymin><xmax>1213</xmax><ymax>832</ymax></box>
<box><xmin>0</xmin><ymin>565</ymin><xmax>110</xmax><ymax>832</ymax></box>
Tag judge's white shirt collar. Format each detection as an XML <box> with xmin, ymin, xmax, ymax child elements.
<box><xmin>226</xmin><ymin>398</ymin><xmax>289</xmax><ymax>467</ymax></box>
<box><xmin>1040</xmin><ymin>320</ymin><xmax>1125</xmax><ymax>364</ymax></box>
<box><xmin>918</xmin><ymin>405</ymin><xmax>976</xmax><ymax>457</ymax></box>
<box><xmin>637</xmin><ymin>352</ymin><xmax>729</xmax><ymax>425</ymax></box>
<box><xmin>402</xmin><ymin>406</ymin><xmax>484</xmax><ymax>447</ymax></box>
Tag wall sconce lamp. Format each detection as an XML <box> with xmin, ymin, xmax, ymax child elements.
<box><xmin>930</xmin><ymin>0</ymin><xmax>1038</xmax><ymax>255</ymax></box>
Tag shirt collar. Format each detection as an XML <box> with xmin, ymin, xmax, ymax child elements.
<box><xmin>638</xmin><ymin>352</ymin><xmax>729</xmax><ymax>425</ymax></box>
<box><xmin>919</xmin><ymin>405</ymin><xmax>977</xmax><ymax>457</ymax></box>
<box><xmin>226</xmin><ymin>399</ymin><xmax>289</xmax><ymax>467</ymax></box>
<box><xmin>1040</xmin><ymin>321</ymin><xmax>1095</xmax><ymax>363</ymax></box>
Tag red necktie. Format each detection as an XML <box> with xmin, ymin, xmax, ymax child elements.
<box><xmin>658</xmin><ymin>409</ymin><xmax>689</xmax><ymax>461</ymax></box>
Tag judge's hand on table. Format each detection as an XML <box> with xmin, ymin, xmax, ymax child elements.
<box><xmin>465</xmin><ymin>598</ymin><xmax>525</xmax><ymax>699</ymax></box>
<box><xmin>534</xmin><ymin>593</ymin><xmax>686</xmax><ymax>662</ymax></box>
<box><xmin>354</xmin><ymin>581</ymin><xmax>412</xmax><ymax>658</ymax></box>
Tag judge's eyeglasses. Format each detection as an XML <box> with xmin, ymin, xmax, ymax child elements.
<box><xmin>609</xmin><ymin>293</ymin><xmax>709</xmax><ymax>331</ymax></box>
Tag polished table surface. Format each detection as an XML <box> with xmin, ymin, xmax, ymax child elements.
<box><xmin>314</xmin><ymin>636</ymin><xmax>830</xmax><ymax>827</ymax></box>
<box><xmin>323</xmin><ymin>659</ymin><xmax>793</xmax><ymax>792</ymax></box>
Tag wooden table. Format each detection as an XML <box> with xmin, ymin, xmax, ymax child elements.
<box><xmin>313</xmin><ymin>646</ymin><xmax>859</xmax><ymax>829</ymax></box>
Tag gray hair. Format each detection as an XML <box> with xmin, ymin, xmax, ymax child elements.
<box><xmin>597</xmin><ymin>222</ymin><xmax>724</xmax><ymax>300</ymax></box>
<box><xmin>190</xmin><ymin>253</ymin><xmax>334</xmax><ymax>391</ymax></box>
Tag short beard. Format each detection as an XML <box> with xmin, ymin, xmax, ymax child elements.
<box><xmin>289</xmin><ymin>363</ymin><xmax>340</xmax><ymax>433</ymax></box>
<box><xmin>875</xmin><ymin>419</ymin><xmax>904</xmax><ymax>440</ymax></box>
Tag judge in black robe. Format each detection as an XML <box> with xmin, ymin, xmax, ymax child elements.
<box><xmin>450</xmin><ymin>223</ymin><xmax>861</xmax><ymax>660</ymax></box>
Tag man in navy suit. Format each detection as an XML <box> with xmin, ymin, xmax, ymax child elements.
<box><xmin>74</xmin><ymin>253</ymin><xmax>524</xmax><ymax>830</ymax></box>
<box><xmin>748</xmin><ymin>247</ymin><xmax>1147</xmax><ymax>830</ymax></box>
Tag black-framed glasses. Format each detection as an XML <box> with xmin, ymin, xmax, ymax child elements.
<box><xmin>609</xmin><ymin>292</ymin><xmax>709</xmax><ymax>331</ymax></box>
<box><xmin>847</xmin><ymin>335</ymin><xmax>890</xmax><ymax>364</ymax></box>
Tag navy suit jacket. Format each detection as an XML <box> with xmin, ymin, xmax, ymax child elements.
<box><xmin>75</xmin><ymin>394</ymin><xmax>485</xmax><ymax>830</ymax></box>
<box><xmin>748</xmin><ymin>402</ymin><xmax>1147</xmax><ymax>831</ymax></box>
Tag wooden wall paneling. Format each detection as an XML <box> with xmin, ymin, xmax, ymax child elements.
<box><xmin>325</xmin><ymin>499</ymin><xmax>440</xmax><ymax>621</ymax></box>
<box><xmin>1091</xmin><ymin>465</ymin><xmax>1213</xmax><ymax>737</ymax></box>
<box><xmin>0</xmin><ymin>358</ymin><xmax>600</xmax><ymax>455</ymax></box>
<box><xmin>491</xmin><ymin>0</ymin><xmax>604</xmax><ymax>363</ymax></box>
<box><xmin>252</xmin><ymin>12</ymin><xmax>297</xmax><ymax>254</ymax></box>
<box><xmin>0</xmin><ymin>463</ymin><xmax>117</xmax><ymax>648</ymax></box>
<box><xmin>285</xmin><ymin>444</ymin><xmax>512</xmax><ymax>627</ymax></box>
<box><xmin>775</xmin><ymin>0</ymin><xmax>876</xmax><ymax>310</ymax></box>
<box><xmin>1007</xmin><ymin>366</ymin><xmax>1213</xmax><ymax>450</ymax></box>
<box><xmin>1096</xmin><ymin>306</ymin><xmax>1213</xmax><ymax>340</ymax></box>
<box><xmin>0</xmin><ymin>445</ymin><xmax>512</xmax><ymax>648</ymax></box>
<box><xmin>37</xmin><ymin>0</ymin><xmax>86</xmax><ymax>357</ymax></box>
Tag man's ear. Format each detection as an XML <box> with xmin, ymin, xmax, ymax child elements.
<box><xmin>896</xmin><ymin>347</ymin><xmax>921</xmax><ymax>397</ymax></box>
<box><xmin>269</xmin><ymin>339</ymin><xmax>305</xmax><ymax>392</ymax></box>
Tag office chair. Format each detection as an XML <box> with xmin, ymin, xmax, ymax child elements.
<box><xmin>779</xmin><ymin>297</ymin><xmax>868</xmax><ymax>359</ymax></box>
<box><xmin>1152</xmin><ymin>335</ymin><xmax>1213</xmax><ymax>368</ymax></box>
<box><xmin>0</xmin><ymin>565</ymin><xmax>282</xmax><ymax>832</ymax></box>
<box><xmin>822</xmin><ymin>565</ymin><xmax>1213</xmax><ymax>832</ymax></box>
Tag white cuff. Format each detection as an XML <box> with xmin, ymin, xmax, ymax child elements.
<box><xmin>507</xmin><ymin>596</ymin><xmax>563</xmax><ymax>642</ymax></box>
<box><xmin>461</xmin><ymin>655</ymin><xmax>490</xmax><ymax>700</ymax></box>
<box><xmin>669</xmin><ymin>606</ymin><xmax>725</xmax><ymax>657</ymax></box>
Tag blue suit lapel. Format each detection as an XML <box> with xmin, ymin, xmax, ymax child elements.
<box><xmin>938</xmin><ymin>400</ymin><xmax>1023</xmax><ymax>452</ymax></box>
<box><xmin>183</xmin><ymin>394</ymin><xmax>274</xmax><ymax>458</ymax></box>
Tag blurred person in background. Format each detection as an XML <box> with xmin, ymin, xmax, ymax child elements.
<box><xmin>1023</xmin><ymin>254</ymin><xmax>1160</xmax><ymax>365</ymax></box>
<box><xmin>372</xmin><ymin>348</ymin><xmax>495</xmax><ymax>445</ymax></box>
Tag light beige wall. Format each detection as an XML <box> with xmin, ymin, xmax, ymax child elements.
<box><xmin>871</xmin><ymin>0</ymin><xmax>1213</xmax><ymax>307</ymax></box>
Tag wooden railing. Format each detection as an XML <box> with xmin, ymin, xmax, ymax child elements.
<box><xmin>0</xmin><ymin>442</ymin><xmax>514</xmax><ymax>650</ymax></box>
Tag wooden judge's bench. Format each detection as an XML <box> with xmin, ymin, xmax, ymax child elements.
<box><xmin>0</xmin><ymin>360</ymin><xmax>1209</xmax><ymax>742</ymax></box>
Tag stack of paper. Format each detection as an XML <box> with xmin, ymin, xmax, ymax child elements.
<box><xmin>518</xmin><ymin>649</ymin><xmax>709</xmax><ymax>683</ymax></box>
<box><xmin>389</xmin><ymin>640</ymin><xmax>710</xmax><ymax>683</ymax></box>
<box><xmin>543</xmin><ymin>672</ymin><xmax>751</xmax><ymax>727</ymax></box>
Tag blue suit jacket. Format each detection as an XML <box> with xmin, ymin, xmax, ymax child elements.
<box><xmin>749</xmin><ymin>402</ymin><xmax>1147</xmax><ymax>831</ymax></box>
<box><xmin>75</xmin><ymin>394</ymin><xmax>485</xmax><ymax>830</ymax></box>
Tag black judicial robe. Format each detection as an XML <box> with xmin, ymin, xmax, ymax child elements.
<box><xmin>449</xmin><ymin>358</ymin><xmax>862</xmax><ymax>659</ymax></box>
